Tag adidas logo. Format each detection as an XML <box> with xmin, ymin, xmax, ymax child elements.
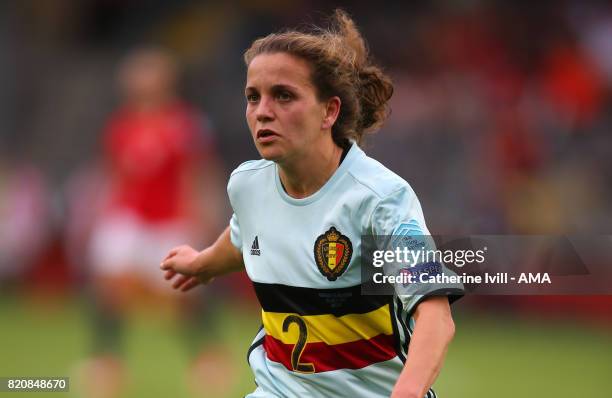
<box><xmin>250</xmin><ymin>236</ymin><xmax>261</xmax><ymax>256</ymax></box>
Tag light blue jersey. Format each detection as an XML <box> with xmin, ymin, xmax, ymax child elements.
<box><xmin>228</xmin><ymin>143</ymin><xmax>461</xmax><ymax>398</ymax></box>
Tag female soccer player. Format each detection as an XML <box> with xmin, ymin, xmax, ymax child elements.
<box><xmin>161</xmin><ymin>10</ymin><xmax>460</xmax><ymax>398</ymax></box>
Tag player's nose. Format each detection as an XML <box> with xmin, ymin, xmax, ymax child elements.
<box><xmin>256</xmin><ymin>96</ymin><xmax>275</xmax><ymax>122</ymax></box>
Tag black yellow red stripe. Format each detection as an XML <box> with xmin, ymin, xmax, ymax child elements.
<box><xmin>252</xmin><ymin>281</ymin><xmax>402</xmax><ymax>372</ymax></box>
<box><xmin>252</xmin><ymin>281</ymin><xmax>389</xmax><ymax>316</ymax></box>
<box><xmin>261</xmin><ymin>305</ymin><xmax>393</xmax><ymax>345</ymax></box>
<box><xmin>264</xmin><ymin>332</ymin><xmax>397</xmax><ymax>372</ymax></box>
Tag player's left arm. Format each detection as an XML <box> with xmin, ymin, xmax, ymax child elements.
<box><xmin>390</xmin><ymin>296</ymin><xmax>455</xmax><ymax>398</ymax></box>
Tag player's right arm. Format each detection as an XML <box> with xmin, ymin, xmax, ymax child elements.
<box><xmin>160</xmin><ymin>226</ymin><xmax>244</xmax><ymax>292</ymax></box>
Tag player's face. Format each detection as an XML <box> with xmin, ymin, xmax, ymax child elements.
<box><xmin>245</xmin><ymin>53</ymin><xmax>329</xmax><ymax>162</ymax></box>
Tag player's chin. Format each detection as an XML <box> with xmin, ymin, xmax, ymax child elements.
<box><xmin>255</xmin><ymin>143</ymin><xmax>286</xmax><ymax>162</ymax></box>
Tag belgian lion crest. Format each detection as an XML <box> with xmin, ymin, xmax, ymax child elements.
<box><xmin>313</xmin><ymin>227</ymin><xmax>352</xmax><ymax>281</ymax></box>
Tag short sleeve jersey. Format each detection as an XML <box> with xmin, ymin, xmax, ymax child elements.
<box><xmin>103</xmin><ymin>101</ymin><xmax>207</xmax><ymax>222</ymax></box>
<box><xmin>228</xmin><ymin>143</ymin><xmax>462</xmax><ymax>398</ymax></box>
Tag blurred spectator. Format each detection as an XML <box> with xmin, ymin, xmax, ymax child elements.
<box><xmin>540</xmin><ymin>44</ymin><xmax>604</xmax><ymax>129</ymax></box>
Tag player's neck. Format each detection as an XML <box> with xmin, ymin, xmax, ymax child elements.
<box><xmin>278</xmin><ymin>141</ymin><xmax>344</xmax><ymax>199</ymax></box>
<box><xmin>127</xmin><ymin>93</ymin><xmax>177</xmax><ymax>112</ymax></box>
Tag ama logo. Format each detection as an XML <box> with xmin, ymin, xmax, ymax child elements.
<box><xmin>518</xmin><ymin>273</ymin><xmax>551</xmax><ymax>284</ymax></box>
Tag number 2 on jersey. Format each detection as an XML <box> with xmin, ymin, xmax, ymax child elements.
<box><xmin>282</xmin><ymin>315</ymin><xmax>315</xmax><ymax>373</ymax></box>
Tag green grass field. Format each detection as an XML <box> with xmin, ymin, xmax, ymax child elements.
<box><xmin>0</xmin><ymin>294</ymin><xmax>610</xmax><ymax>397</ymax></box>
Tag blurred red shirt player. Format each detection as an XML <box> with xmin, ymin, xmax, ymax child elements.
<box><xmin>105</xmin><ymin>97</ymin><xmax>198</xmax><ymax>224</ymax></box>
<box><xmin>89</xmin><ymin>48</ymin><xmax>223</xmax><ymax>307</ymax></box>
<box><xmin>82</xmin><ymin>48</ymin><xmax>226</xmax><ymax>397</ymax></box>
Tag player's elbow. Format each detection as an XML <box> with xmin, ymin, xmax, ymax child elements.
<box><xmin>445</xmin><ymin>315</ymin><xmax>456</xmax><ymax>342</ymax></box>
<box><xmin>436</xmin><ymin>302</ymin><xmax>457</xmax><ymax>341</ymax></box>
<box><xmin>435</xmin><ymin>309</ymin><xmax>455</xmax><ymax>345</ymax></box>
<box><xmin>414</xmin><ymin>296</ymin><xmax>456</xmax><ymax>343</ymax></box>
<box><xmin>439</xmin><ymin>301</ymin><xmax>456</xmax><ymax>343</ymax></box>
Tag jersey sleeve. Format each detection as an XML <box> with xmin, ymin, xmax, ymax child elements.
<box><xmin>370</xmin><ymin>186</ymin><xmax>464</xmax><ymax>315</ymax></box>
<box><xmin>227</xmin><ymin>176</ymin><xmax>243</xmax><ymax>253</ymax></box>
<box><xmin>229</xmin><ymin>212</ymin><xmax>242</xmax><ymax>252</ymax></box>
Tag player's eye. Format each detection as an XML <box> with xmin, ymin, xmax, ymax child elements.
<box><xmin>246</xmin><ymin>93</ymin><xmax>260</xmax><ymax>103</ymax></box>
<box><xmin>276</xmin><ymin>91</ymin><xmax>293</xmax><ymax>102</ymax></box>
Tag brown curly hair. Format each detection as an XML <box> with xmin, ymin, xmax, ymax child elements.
<box><xmin>244</xmin><ymin>9</ymin><xmax>393</xmax><ymax>148</ymax></box>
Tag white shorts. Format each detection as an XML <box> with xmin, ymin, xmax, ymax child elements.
<box><xmin>88</xmin><ymin>210</ymin><xmax>192</xmax><ymax>288</ymax></box>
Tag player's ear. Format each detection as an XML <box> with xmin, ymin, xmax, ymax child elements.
<box><xmin>322</xmin><ymin>96</ymin><xmax>341</xmax><ymax>130</ymax></box>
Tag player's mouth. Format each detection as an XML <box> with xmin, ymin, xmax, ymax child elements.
<box><xmin>256</xmin><ymin>129</ymin><xmax>280</xmax><ymax>143</ymax></box>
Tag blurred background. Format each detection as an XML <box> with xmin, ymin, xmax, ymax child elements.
<box><xmin>0</xmin><ymin>0</ymin><xmax>611</xmax><ymax>397</ymax></box>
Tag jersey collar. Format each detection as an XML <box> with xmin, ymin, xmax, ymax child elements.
<box><xmin>274</xmin><ymin>142</ymin><xmax>362</xmax><ymax>206</ymax></box>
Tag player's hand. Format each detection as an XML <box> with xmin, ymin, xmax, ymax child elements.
<box><xmin>160</xmin><ymin>245</ymin><xmax>214</xmax><ymax>292</ymax></box>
